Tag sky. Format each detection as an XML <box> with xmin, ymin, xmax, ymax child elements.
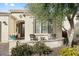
<box><xmin>0</xmin><ymin>3</ymin><xmax>27</xmax><ymax>12</ymax></box>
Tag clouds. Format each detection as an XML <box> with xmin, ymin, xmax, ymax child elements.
<box><xmin>10</xmin><ymin>4</ymin><xmax>15</xmax><ymax>6</ymax></box>
<box><xmin>4</xmin><ymin>3</ymin><xmax>15</xmax><ymax>7</ymax></box>
<box><xmin>0</xmin><ymin>3</ymin><xmax>26</xmax><ymax>12</ymax></box>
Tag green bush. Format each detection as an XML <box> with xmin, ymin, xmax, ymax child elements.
<box><xmin>33</xmin><ymin>42</ymin><xmax>53</xmax><ymax>56</ymax></box>
<box><xmin>11</xmin><ymin>44</ymin><xmax>33</xmax><ymax>56</ymax></box>
<box><xmin>11</xmin><ymin>41</ymin><xmax>53</xmax><ymax>56</ymax></box>
<box><xmin>60</xmin><ymin>46</ymin><xmax>79</xmax><ymax>56</ymax></box>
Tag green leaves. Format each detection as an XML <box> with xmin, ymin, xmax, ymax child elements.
<box><xmin>60</xmin><ymin>46</ymin><xmax>79</xmax><ymax>56</ymax></box>
<box><xmin>28</xmin><ymin>3</ymin><xmax>78</xmax><ymax>21</ymax></box>
<box><xmin>11</xmin><ymin>44</ymin><xmax>33</xmax><ymax>56</ymax></box>
<box><xmin>33</xmin><ymin>41</ymin><xmax>52</xmax><ymax>55</ymax></box>
<box><xmin>28</xmin><ymin>3</ymin><xmax>79</xmax><ymax>33</ymax></box>
<box><xmin>11</xmin><ymin>42</ymin><xmax>53</xmax><ymax>56</ymax></box>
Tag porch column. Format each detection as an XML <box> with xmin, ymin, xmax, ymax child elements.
<box><xmin>25</xmin><ymin>16</ymin><xmax>34</xmax><ymax>42</ymax></box>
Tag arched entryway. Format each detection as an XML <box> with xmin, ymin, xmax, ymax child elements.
<box><xmin>16</xmin><ymin>20</ymin><xmax>25</xmax><ymax>40</ymax></box>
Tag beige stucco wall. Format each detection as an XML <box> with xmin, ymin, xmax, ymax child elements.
<box><xmin>9</xmin><ymin>16</ymin><xmax>16</xmax><ymax>35</ymax></box>
<box><xmin>0</xmin><ymin>16</ymin><xmax>9</xmax><ymax>43</ymax></box>
<box><xmin>25</xmin><ymin>16</ymin><xmax>34</xmax><ymax>42</ymax></box>
<box><xmin>11</xmin><ymin>13</ymin><xmax>25</xmax><ymax>20</ymax></box>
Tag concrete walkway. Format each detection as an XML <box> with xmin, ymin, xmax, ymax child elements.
<box><xmin>0</xmin><ymin>43</ymin><xmax>9</xmax><ymax>56</ymax></box>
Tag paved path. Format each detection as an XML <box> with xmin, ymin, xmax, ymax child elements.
<box><xmin>0</xmin><ymin>43</ymin><xmax>9</xmax><ymax>56</ymax></box>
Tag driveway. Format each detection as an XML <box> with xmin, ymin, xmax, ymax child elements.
<box><xmin>0</xmin><ymin>43</ymin><xmax>9</xmax><ymax>56</ymax></box>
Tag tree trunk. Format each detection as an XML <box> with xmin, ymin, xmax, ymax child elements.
<box><xmin>66</xmin><ymin>7</ymin><xmax>77</xmax><ymax>46</ymax></box>
<box><xmin>67</xmin><ymin>29</ymin><xmax>74</xmax><ymax>47</ymax></box>
<box><xmin>67</xmin><ymin>15</ymin><xmax>75</xmax><ymax>47</ymax></box>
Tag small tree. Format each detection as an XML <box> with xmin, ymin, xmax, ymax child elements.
<box><xmin>28</xmin><ymin>3</ymin><xmax>79</xmax><ymax>47</ymax></box>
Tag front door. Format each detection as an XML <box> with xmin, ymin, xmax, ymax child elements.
<box><xmin>16</xmin><ymin>21</ymin><xmax>25</xmax><ymax>39</ymax></box>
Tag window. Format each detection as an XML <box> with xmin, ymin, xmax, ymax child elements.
<box><xmin>35</xmin><ymin>19</ymin><xmax>53</xmax><ymax>33</ymax></box>
<box><xmin>48</xmin><ymin>19</ymin><xmax>53</xmax><ymax>33</ymax></box>
<box><xmin>35</xmin><ymin>20</ymin><xmax>41</xmax><ymax>33</ymax></box>
<box><xmin>41</xmin><ymin>21</ymin><xmax>48</xmax><ymax>33</ymax></box>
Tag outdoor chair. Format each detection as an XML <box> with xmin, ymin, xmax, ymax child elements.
<box><xmin>30</xmin><ymin>34</ymin><xmax>38</xmax><ymax>41</ymax></box>
<box><xmin>40</xmin><ymin>37</ymin><xmax>46</xmax><ymax>41</ymax></box>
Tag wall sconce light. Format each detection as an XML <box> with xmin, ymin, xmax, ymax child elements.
<box><xmin>23</xmin><ymin>14</ymin><xmax>26</xmax><ymax>17</ymax></box>
<box><xmin>3</xmin><ymin>21</ymin><xmax>7</xmax><ymax>25</ymax></box>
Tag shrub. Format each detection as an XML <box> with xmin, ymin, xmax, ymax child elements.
<box><xmin>11</xmin><ymin>41</ymin><xmax>53</xmax><ymax>56</ymax></box>
<box><xmin>33</xmin><ymin>41</ymin><xmax>53</xmax><ymax>56</ymax></box>
<box><xmin>60</xmin><ymin>46</ymin><xmax>79</xmax><ymax>56</ymax></box>
<box><xmin>11</xmin><ymin>44</ymin><xmax>33</xmax><ymax>56</ymax></box>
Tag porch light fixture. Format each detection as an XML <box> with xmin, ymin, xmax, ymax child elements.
<box><xmin>19</xmin><ymin>14</ymin><xmax>26</xmax><ymax>18</ymax></box>
<box><xmin>23</xmin><ymin>14</ymin><xmax>26</xmax><ymax>17</ymax></box>
<box><xmin>3</xmin><ymin>21</ymin><xmax>7</xmax><ymax>25</ymax></box>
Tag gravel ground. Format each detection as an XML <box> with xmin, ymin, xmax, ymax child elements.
<box><xmin>51</xmin><ymin>45</ymin><xmax>66</xmax><ymax>56</ymax></box>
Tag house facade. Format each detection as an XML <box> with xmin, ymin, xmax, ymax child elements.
<box><xmin>0</xmin><ymin>12</ymin><xmax>9</xmax><ymax>43</ymax></box>
<box><xmin>0</xmin><ymin>10</ymin><xmax>64</xmax><ymax>54</ymax></box>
